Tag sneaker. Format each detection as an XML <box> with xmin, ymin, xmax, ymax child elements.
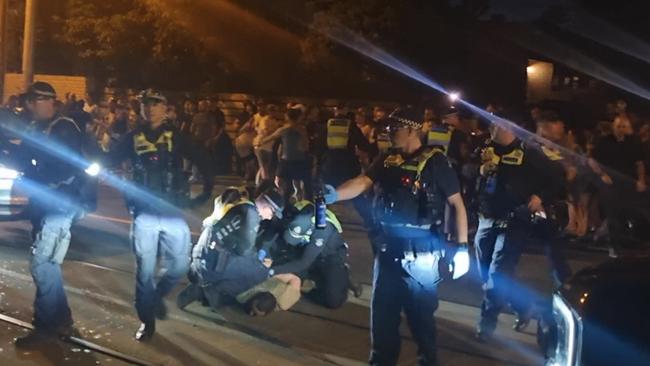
<box><xmin>134</xmin><ymin>321</ymin><xmax>155</xmax><ymax>342</ymax></box>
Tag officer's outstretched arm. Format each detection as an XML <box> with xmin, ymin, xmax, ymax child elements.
<box><xmin>332</xmin><ymin>175</ymin><xmax>373</xmax><ymax>202</ymax></box>
<box><xmin>447</xmin><ymin>193</ymin><xmax>468</xmax><ymax>244</ymax></box>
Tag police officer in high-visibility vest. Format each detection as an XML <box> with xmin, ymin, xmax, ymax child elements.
<box><xmin>106</xmin><ymin>89</ymin><xmax>213</xmax><ymax>341</ymax></box>
<box><xmin>436</xmin><ymin>107</ymin><xmax>469</xmax><ymax>167</ymax></box>
<box><xmin>321</xmin><ymin>105</ymin><xmax>371</xmax><ymax>187</ymax></box>
<box><xmin>474</xmin><ymin>113</ymin><xmax>566</xmax><ymax>341</ymax></box>
<box><xmin>268</xmin><ymin>201</ymin><xmax>351</xmax><ymax>309</ymax></box>
<box><xmin>320</xmin><ymin>105</ymin><xmax>374</xmax><ymax>226</ymax></box>
<box><xmin>324</xmin><ymin>108</ymin><xmax>470</xmax><ymax>366</ymax></box>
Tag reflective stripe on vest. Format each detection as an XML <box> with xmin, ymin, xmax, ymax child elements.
<box><xmin>326</xmin><ymin>118</ymin><xmax>350</xmax><ymax>150</ymax></box>
<box><xmin>385</xmin><ymin>147</ymin><xmax>444</xmax><ymax>179</ymax></box>
<box><xmin>426</xmin><ymin>126</ymin><xmax>451</xmax><ymax>154</ymax></box>
<box><xmin>134</xmin><ymin>131</ymin><xmax>173</xmax><ymax>155</ymax></box>
<box><xmin>541</xmin><ymin>146</ymin><xmax>563</xmax><ymax>161</ymax></box>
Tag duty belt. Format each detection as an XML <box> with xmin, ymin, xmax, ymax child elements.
<box><xmin>380</xmin><ymin>222</ymin><xmax>434</xmax><ymax>239</ymax></box>
<box><xmin>378</xmin><ymin>232</ymin><xmax>440</xmax><ymax>260</ymax></box>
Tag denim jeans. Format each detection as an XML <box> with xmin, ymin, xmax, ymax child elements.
<box><xmin>30</xmin><ymin>212</ymin><xmax>76</xmax><ymax>330</ymax></box>
<box><xmin>131</xmin><ymin>213</ymin><xmax>191</xmax><ymax>323</ymax></box>
<box><xmin>474</xmin><ymin>217</ymin><xmax>526</xmax><ymax>334</ymax></box>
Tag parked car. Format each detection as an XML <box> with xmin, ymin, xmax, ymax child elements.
<box><xmin>0</xmin><ymin>108</ymin><xmax>29</xmax><ymax>220</ymax></box>
<box><xmin>544</xmin><ymin>256</ymin><xmax>650</xmax><ymax>366</ymax></box>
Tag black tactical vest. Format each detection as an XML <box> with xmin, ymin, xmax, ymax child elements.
<box><xmin>131</xmin><ymin>126</ymin><xmax>188</xmax><ymax>206</ymax></box>
<box><xmin>377</xmin><ymin>147</ymin><xmax>446</xmax><ymax>236</ymax></box>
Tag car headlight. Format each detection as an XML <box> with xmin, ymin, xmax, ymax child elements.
<box><xmin>547</xmin><ymin>293</ymin><xmax>583</xmax><ymax>366</ymax></box>
<box><xmin>0</xmin><ymin>166</ymin><xmax>20</xmax><ymax>180</ymax></box>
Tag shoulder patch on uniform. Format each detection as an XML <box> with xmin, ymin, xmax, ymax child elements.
<box><xmin>541</xmin><ymin>146</ymin><xmax>564</xmax><ymax>161</ymax></box>
<box><xmin>315</xmin><ymin>238</ymin><xmax>324</xmax><ymax>247</ymax></box>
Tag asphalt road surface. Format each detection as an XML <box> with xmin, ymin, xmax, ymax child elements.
<box><xmin>0</xmin><ymin>177</ymin><xmax>624</xmax><ymax>366</ymax></box>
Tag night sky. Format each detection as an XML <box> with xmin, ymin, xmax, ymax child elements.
<box><xmin>486</xmin><ymin>0</ymin><xmax>567</xmax><ymax>20</ymax></box>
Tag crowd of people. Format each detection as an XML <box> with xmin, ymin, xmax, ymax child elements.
<box><xmin>2</xmin><ymin>83</ymin><xmax>649</xmax><ymax>365</ymax></box>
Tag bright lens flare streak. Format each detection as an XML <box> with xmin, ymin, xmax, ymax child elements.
<box><xmin>1</xmin><ymin>124</ymin><xmax>200</xmax><ymax>220</ymax></box>
<box><xmin>316</xmin><ymin>23</ymin><xmax>450</xmax><ymax>97</ymax></box>
<box><xmin>559</xmin><ymin>10</ymin><xmax>650</xmax><ymax>65</ymax></box>
<box><xmin>320</xmin><ymin>23</ymin><xmax>650</xmax><ymax>216</ymax></box>
<box><xmin>508</xmin><ymin>29</ymin><xmax>650</xmax><ymax>101</ymax></box>
<box><xmin>317</xmin><ymin>23</ymin><xmax>588</xmax><ymax>163</ymax></box>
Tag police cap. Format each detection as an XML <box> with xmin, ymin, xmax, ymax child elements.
<box><xmin>283</xmin><ymin>202</ymin><xmax>314</xmax><ymax>246</ymax></box>
<box><xmin>25</xmin><ymin>82</ymin><xmax>57</xmax><ymax>100</ymax></box>
<box><xmin>137</xmin><ymin>89</ymin><xmax>167</xmax><ymax>104</ymax></box>
<box><xmin>386</xmin><ymin>107</ymin><xmax>423</xmax><ymax>130</ymax></box>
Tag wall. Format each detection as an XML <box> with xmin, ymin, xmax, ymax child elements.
<box><xmin>3</xmin><ymin>73</ymin><xmax>88</xmax><ymax>102</ymax></box>
<box><xmin>526</xmin><ymin>60</ymin><xmax>555</xmax><ymax>103</ymax></box>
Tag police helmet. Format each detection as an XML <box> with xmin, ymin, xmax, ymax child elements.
<box><xmin>282</xmin><ymin>201</ymin><xmax>314</xmax><ymax>246</ymax></box>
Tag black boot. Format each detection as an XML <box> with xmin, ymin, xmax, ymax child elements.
<box><xmin>177</xmin><ymin>283</ymin><xmax>202</xmax><ymax>310</ymax></box>
<box><xmin>15</xmin><ymin>328</ymin><xmax>57</xmax><ymax>348</ymax></box>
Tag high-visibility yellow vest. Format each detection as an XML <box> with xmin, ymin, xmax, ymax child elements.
<box><xmin>326</xmin><ymin>118</ymin><xmax>350</xmax><ymax>150</ymax></box>
<box><xmin>134</xmin><ymin>131</ymin><xmax>173</xmax><ymax>156</ymax></box>
<box><xmin>426</xmin><ymin>126</ymin><xmax>452</xmax><ymax>155</ymax></box>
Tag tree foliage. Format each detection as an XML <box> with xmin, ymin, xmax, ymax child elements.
<box><xmin>55</xmin><ymin>0</ymin><xmax>219</xmax><ymax>90</ymax></box>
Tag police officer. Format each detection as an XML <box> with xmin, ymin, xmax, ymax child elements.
<box><xmin>324</xmin><ymin>108</ymin><xmax>470</xmax><ymax>366</ymax></box>
<box><xmin>177</xmin><ymin>187</ymin><xmax>269</xmax><ymax>310</ymax></box>
<box><xmin>106</xmin><ymin>89</ymin><xmax>213</xmax><ymax>341</ymax></box>
<box><xmin>473</xmin><ymin>114</ymin><xmax>566</xmax><ymax>341</ymax></box>
<box><xmin>15</xmin><ymin>82</ymin><xmax>86</xmax><ymax>347</ymax></box>
<box><xmin>268</xmin><ymin>201</ymin><xmax>350</xmax><ymax>309</ymax></box>
<box><xmin>320</xmin><ymin>105</ymin><xmax>374</xmax><ymax>226</ymax></box>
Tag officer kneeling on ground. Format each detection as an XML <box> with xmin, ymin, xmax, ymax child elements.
<box><xmin>266</xmin><ymin>200</ymin><xmax>351</xmax><ymax>309</ymax></box>
<box><xmin>177</xmin><ymin>187</ymin><xmax>269</xmax><ymax>309</ymax></box>
<box><xmin>324</xmin><ymin>107</ymin><xmax>470</xmax><ymax>366</ymax></box>
<box><xmin>178</xmin><ymin>187</ymin><xmax>302</xmax><ymax>315</ymax></box>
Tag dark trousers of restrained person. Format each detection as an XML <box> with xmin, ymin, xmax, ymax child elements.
<box><xmin>370</xmin><ymin>236</ymin><xmax>440</xmax><ymax>366</ymax></box>
<box><xmin>474</xmin><ymin>217</ymin><xmax>529</xmax><ymax>334</ymax></box>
